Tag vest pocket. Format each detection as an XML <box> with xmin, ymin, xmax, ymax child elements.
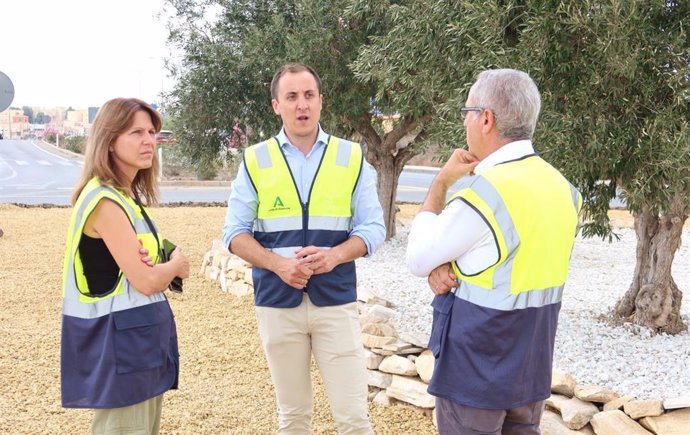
<box><xmin>428</xmin><ymin>293</ymin><xmax>455</xmax><ymax>358</ymax></box>
<box><xmin>112</xmin><ymin>305</ymin><xmax>165</xmax><ymax>374</ymax></box>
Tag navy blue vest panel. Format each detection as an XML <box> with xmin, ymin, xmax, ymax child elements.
<box><xmin>61</xmin><ymin>301</ymin><xmax>179</xmax><ymax>409</ymax></box>
<box><xmin>253</xmin><ymin>225</ymin><xmax>357</xmax><ymax>307</ymax></box>
<box><xmin>427</xmin><ymin>296</ymin><xmax>560</xmax><ymax>409</ymax></box>
<box><xmin>254</xmin><ymin>229</ymin><xmax>304</xmax><ymax>249</ymax></box>
<box><xmin>252</xmin><ymin>261</ymin><xmax>357</xmax><ymax>308</ymax></box>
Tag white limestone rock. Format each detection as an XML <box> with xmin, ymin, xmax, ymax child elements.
<box><xmin>639</xmin><ymin>407</ymin><xmax>690</xmax><ymax>435</ymax></box>
<box><xmin>590</xmin><ymin>410</ymin><xmax>653</xmax><ymax>435</ymax></box>
<box><xmin>552</xmin><ymin>370</ymin><xmax>577</xmax><ymax>397</ymax></box>
<box><xmin>364</xmin><ymin>349</ymin><xmax>384</xmax><ymax>370</ymax></box>
<box><xmin>663</xmin><ymin>396</ymin><xmax>690</xmax><ymax>410</ymax></box>
<box><xmin>414</xmin><ymin>349</ymin><xmax>434</xmax><ymax>384</ymax></box>
<box><xmin>386</xmin><ymin>375</ymin><xmax>435</xmax><ymax>409</ymax></box>
<box><xmin>574</xmin><ymin>384</ymin><xmax>619</xmax><ymax>403</ymax></box>
<box><xmin>378</xmin><ymin>355</ymin><xmax>418</xmax><ymax>377</ymax></box>
<box><xmin>624</xmin><ymin>399</ymin><xmax>665</xmax><ymax>420</ymax></box>
<box><xmin>366</xmin><ymin>369</ymin><xmax>392</xmax><ymax>389</ymax></box>
<box><xmin>540</xmin><ymin>410</ymin><xmax>594</xmax><ymax>435</ymax></box>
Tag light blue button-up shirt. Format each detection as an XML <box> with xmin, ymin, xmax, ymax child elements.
<box><xmin>222</xmin><ymin>126</ymin><xmax>386</xmax><ymax>256</ymax></box>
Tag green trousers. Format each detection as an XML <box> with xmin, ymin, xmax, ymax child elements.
<box><xmin>91</xmin><ymin>394</ymin><xmax>164</xmax><ymax>435</ymax></box>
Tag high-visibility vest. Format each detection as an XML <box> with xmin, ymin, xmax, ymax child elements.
<box><xmin>426</xmin><ymin>154</ymin><xmax>582</xmax><ymax>409</ymax></box>
<box><xmin>449</xmin><ymin>154</ymin><xmax>582</xmax><ymax>306</ymax></box>
<box><xmin>244</xmin><ymin>136</ymin><xmax>363</xmax><ymax>307</ymax></box>
<box><xmin>61</xmin><ymin>177</ymin><xmax>178</xmax><ymax>409</ymax></box>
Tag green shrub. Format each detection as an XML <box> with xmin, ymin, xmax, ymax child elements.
<box><xmin>64</xmin><ymin>136</ymin><xmax>86</xmax><ymax>154</ymax></box>
<box><xmin>195</xmin><ymin>160</ymin><xmax>218</xmax><ymax>180</ymax></box>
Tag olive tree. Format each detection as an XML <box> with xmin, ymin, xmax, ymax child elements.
<box><xmin>165</xmin><ymin>0</ymin><xmax>412</xmax><ymax>237</ymax></box>
<box><xmin>358</xmin><ymin>0</ymin><xmax>690</xmax><ymax>332</ymax></box>
<box><xmin>520</xmin><ymin>0</ymin><xmax>690</xmax><ymax>333</ymax></box>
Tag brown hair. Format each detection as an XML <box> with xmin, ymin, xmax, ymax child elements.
<box><xmin>71</xmin><ymin>98</ymin><xmax>162</xmax><ymax>205</ymax></box>
<box><xmin>270</xmin><ymin>63</ymin><xmax>322</xmax><ymax>100</ymax></box>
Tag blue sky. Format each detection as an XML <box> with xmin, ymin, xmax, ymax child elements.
<box><xmin>0</xmin><ymin>0</ymin><xmax>177</xmax><ymax>108</ymax></box>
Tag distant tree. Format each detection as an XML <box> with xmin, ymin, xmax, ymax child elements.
<box><xmin>34</xmin><ymin>112</ymin><xmax>51</xmax><ymax>124</ymax></box>
<box><xmin>22</xmin><ymin>106</ymin><xmax>33</xmax><ymax>123</ymax></box>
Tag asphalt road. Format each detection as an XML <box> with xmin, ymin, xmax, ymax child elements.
<box><xmin>0</xmin><ymin>139</ymin><xmax>81</xmax><ymax>204</ymax></box>
<box><xmin>0</xmin><ymin>140</ymin><xmax>438</xmax><ymax>205</ymax></box>
<box><xmin>0</xmin><ymin>139</ymin><xmax>625</xmax><ymax>208</ymax></box>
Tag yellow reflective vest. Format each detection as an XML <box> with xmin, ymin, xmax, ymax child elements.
<box><xmin>244</xmin><ymin>136</ymin><xmax>363</xmax><ymax>307</ymax></box>
<box><xmin>449</xmin><ymin>155</ymin><xmax>582</xmax><ymax>307</ymax></box>
<box><xmin>427</xmin><ymin>154</ymin><xmax>582</xmax><ymax>410</ymax></box>
<box><xmin>61</xmin><ymin>177</ymin><xmax>178</xmax><ymax>409</ymax></box>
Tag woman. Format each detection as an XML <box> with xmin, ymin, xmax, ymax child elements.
<box><xmin>60</xmin><ymin>98</ymin><xmax>189</xmax><ymax>434</ymax></box>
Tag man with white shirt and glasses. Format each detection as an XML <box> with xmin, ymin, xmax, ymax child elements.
<box><xmin>223</xmin><ymin>63</ymin><xmax>384</xmax><ymax>434</ymax></box>
<box><xmin>406</xmin><ymin>69</ymin><xmax>581</xmax><ymax>435</ymax></box>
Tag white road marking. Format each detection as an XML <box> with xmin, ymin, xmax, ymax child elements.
<box><xmin>0</xmin><ymin>156</ymin><xmax>18</xmax><ymax>182</ymax></box>
<box><xmin>36</xmin><ymin>160</ymin><xmax>51</xmax><ymax>166</ymax></box>
<box><xmin>15</xmin><ymin>160</ymin><xmax>29</xmax><ymax>165</ymax></box>
<box><xmin>30</xmin><ymin>140</ymin><xmax>73</xmax><ymax>162</ymax></box>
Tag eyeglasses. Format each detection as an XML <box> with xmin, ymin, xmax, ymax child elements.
<box><xmin>460</xmin><ymin>106</ymin><xmax>484</xmax><ymax>120</ymax></box>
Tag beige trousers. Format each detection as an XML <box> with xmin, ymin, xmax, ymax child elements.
<box><xmin>91</xmin><ymin>394</ymin><xmax>163</xmax><ymax>435</ymax></box>
<box><xmin>255</xmin><ymin>293</ymin><xmax>372</xmax><ymax>435</ymax></box>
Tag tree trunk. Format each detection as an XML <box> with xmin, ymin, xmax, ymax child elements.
<box><xmin>352</xmin><ymin>114</ymin><xmax>425</xmax><ymax>240</ymax></box>
<box><xmin>372</xmin><ymin>151</ymin><xmax>409</xmax><ymax>240</ymax></box>
<box><xmin>613</xmin><ymin>195</ymin><xmax>687</xmax><ymax>334</ymax></box>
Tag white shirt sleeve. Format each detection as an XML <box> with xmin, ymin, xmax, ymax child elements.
<box><xmin>406</xmin><ymin>199</ymin><xmax>498</xmax><ymax>277</ymax></box>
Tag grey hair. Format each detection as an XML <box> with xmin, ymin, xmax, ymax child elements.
<box><xmin>471</xmin><ymin>69</ymin><xmax>541</xmax><ymax>141</ymax></box>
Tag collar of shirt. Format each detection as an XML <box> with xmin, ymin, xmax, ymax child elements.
<box><xmin>473</xmin><ymin>140</ymin><xmax>535</xmax><ymax>175</ymax></box>
<box><xmin>275</xmin><ymin>124</ymin><xmax>330</xmax><ymax>157</ymax></box>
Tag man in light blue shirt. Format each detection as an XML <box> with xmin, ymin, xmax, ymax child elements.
<box><xmin>222</xmin><ymin>63</ymin><xmax>384</xmax><ymax>434</ymax></box>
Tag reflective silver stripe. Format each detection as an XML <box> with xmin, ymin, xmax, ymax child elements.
<box><xmin>335</xmin><ymin>138</ymin><xmax>351</xmax><ymax>167</ymax></box>
<box><xmin>71</xmin><ymin>187</ymin><xmax>101</xmax><ymax>236</ymax></box>
<box><xmin>255</xmin><ymin>216</ymin><xmax>302</xmax><ymax>232</ymax></box>
<box><xmin>271</xmin><ymin>245</ymin><xmax>331</xmax><ymax>258</ymax></box>
<box><xmin>456</xmin><ymin>175</ymin><xmax>477</xmax><ymax>190</ymax></box>
<box><xmin>271</xmin><ymin>246</ymin><xmax>302</xmax><ymax>258</ymax></box>
<box><xmin>256</xmin><ymin>216</ymin><xmax>352</xmax><ymax>232</ymax></box>
<box><xmin>309</xmin><ymin>216</ymin><xmax>352</xmax><ymax>231</ymax></box>
<box><xmin>134</xmin><ymin>220</ymin><xmax>151</xmax><ymax>233</ymax></box>
<box><xmin>466</xmin><ymin>176</ymin><xmax>520</xmax><ymax>290</ymax></box>
<box><xmin>63</xmin><ymin>283</ymin><xmax>167</xmax><ymax>318</ymax></box>
<box><xmin>71</xmin><ymin>186</ymin><xmax>135</xmax><ymax>237</ymax></box>
<box><xmin>569</xmin><ymin>183</ymin><xmax>580</xmax><ymax>214</ymax></box>
<box><xmin>255</xmin><ymin>141</ymin><xmax>272</xmax><ymax>169</ymax></box>
<box><xmin>446</xmin><ymin>176</ymin><xmax>475</xmax><ymax>207</ymax></box>
<box><xmin>455</xmin><ymin>281</ymin><xmax>564</xmax><ymax>311</ymax></box>
<box><xmin>103</xmin><ymin>186</ymin><xmax>136</xmax><ymax>217</ymax></box>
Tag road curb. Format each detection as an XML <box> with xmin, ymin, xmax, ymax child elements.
<box><xmin>160</xmin><ymin>180</ymin><xmax>230</xmax><ymax>187</ymax></box>
<box><xmin>35</xmin><ymin>140</ymin><xmax>83</xmax><ymax>161</ymax></box>
<box><xmin>404</xmin><ymin>165</ymin><xmax>440</xmax><ymax>174</ymax></box>
<box><xmin>34</xmin><ymin>141</ymin><xmax>441</xmax><ymax>187</ymax></box>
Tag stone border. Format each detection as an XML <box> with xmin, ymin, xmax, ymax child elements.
<box><xmin>201</xmin><ymin>241</ymin><xmax>690</xmax><ymax>433</ymax></box>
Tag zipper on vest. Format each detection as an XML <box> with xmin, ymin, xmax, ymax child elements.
<box><xmin>302</xmin><ymin>201</ymin><xmax>309</xmax><ymax>247</ymax></box>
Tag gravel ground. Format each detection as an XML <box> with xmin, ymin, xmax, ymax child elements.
<box><xmin>356</xmin><ymin>208</ymin><xmax>690</xmax><ymax>401</ymax></box>
<box><xmin>0</xmin><ymin>205</ymin><xmax>435</xmax><ymax>435</ymax></box>
<box><xmin>2</xmin><ymin>204</ymin><xmax>688</xmax><ymax>435</ymax></box>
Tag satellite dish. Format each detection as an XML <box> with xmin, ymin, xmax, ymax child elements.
<box><xmin>0</xmin><ymin>71</ymin><xmax>15</xmax><ymax>112</ymax></box>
